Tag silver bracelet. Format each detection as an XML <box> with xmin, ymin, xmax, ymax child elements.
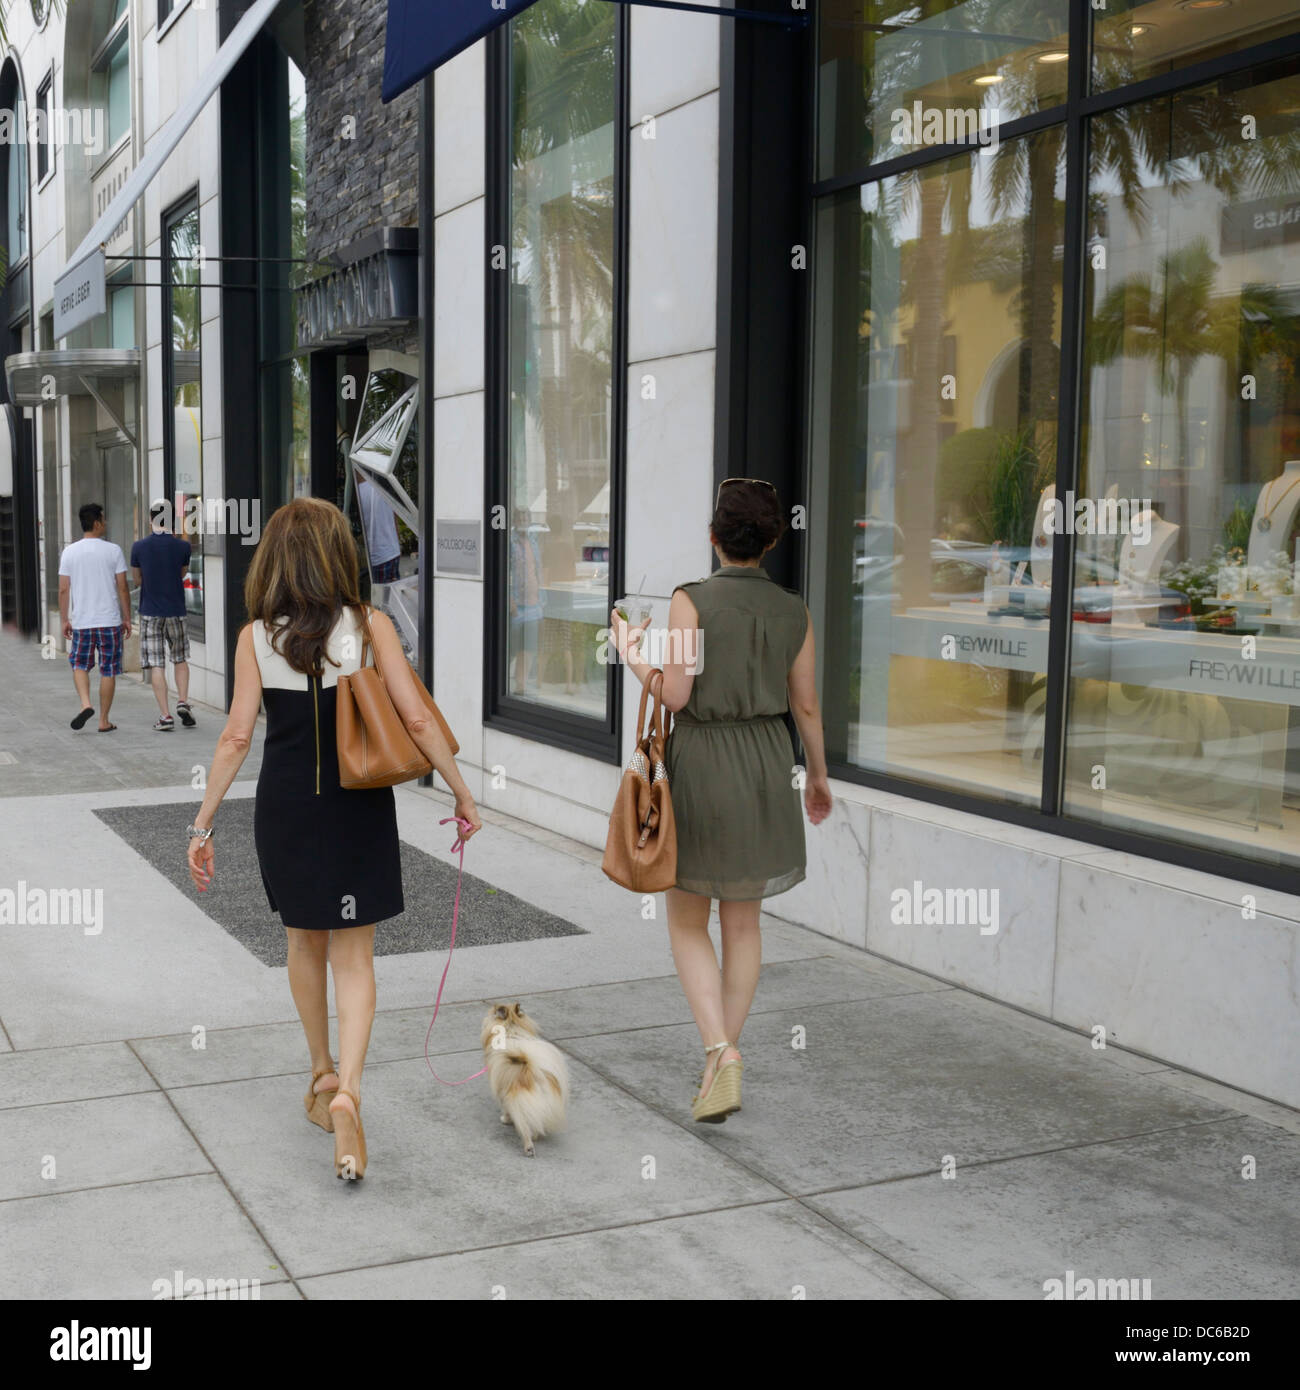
<box><xmin>186</xmin><ymin>825</ymin><xmax>214</xmax><ymax>843</ymax></box>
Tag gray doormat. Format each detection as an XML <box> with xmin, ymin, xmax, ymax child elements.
<box><xmin>93</xmin><ymin>800</ymin><xmax>585</xmax><ymax>967</ymax></box>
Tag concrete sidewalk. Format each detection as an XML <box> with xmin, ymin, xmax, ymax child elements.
<box><xmin>2</xmin><ymin>628</ymin><xmax>1298</xmax><ymax>1299</ymax></box>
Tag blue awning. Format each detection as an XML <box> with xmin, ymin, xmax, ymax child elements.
<box><xmin>382</xmin><ymin>0</ymin><xmax>805</xmax><ymax>103</ymax></box>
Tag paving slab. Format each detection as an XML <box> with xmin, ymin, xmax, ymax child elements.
<box><xmin>0</xmin><ymin>1174</ymin><xmax>289</xmax><ymax>1300</ymax></box>
<box><xmin>0</xmin><ymin>1091</ymin><xmax>211</xmax><ymax>1200</ymax></box>
<box><xmin>163</xmin><ymin>1052</ymin><xmax>784</xmax><ymax>1278</ymax></box>
<box><xmin>807</xmin><ymin>1116</ymin><xmax>1300</xmax><ymax>1301</ymax></box>
<box><xmin>298</xmin><ymin>1200</ymin><xmax>945</xmax><ymax>1300</ymax></box>
<box><xmin>559</xmin><ymin>994</ymin><xmax>1236</xmax><ymax>1193</ymax></box>
<box><xmin>0</xmin><ymin>1041</ymin><xmax>157</xmax><ymax>1109</ymax></box>
<box><xmin>129</xmin><ymin>955</ymin><xmax>939</xmax><ymax>1092</ymax></box>
<box><xmin>129</xmin><ymin>1003</ymin><xmax>493</xmax><ymax>1090</ymax></box>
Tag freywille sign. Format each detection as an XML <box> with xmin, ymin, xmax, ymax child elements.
<box><xmin>295</xmin><ymin>247</ymin><xmax>417</xmax><ymax>351</ymax></box>
<box><xmin>435</xmin><ymin>520</ymin><xmax>482</xmax><ymax>577</ymax></box>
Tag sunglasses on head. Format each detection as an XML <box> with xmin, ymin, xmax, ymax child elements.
<box><xmin>716</xmin><ymin>477</ymin><xmax>778</xmax><ymax>506</ymax></box>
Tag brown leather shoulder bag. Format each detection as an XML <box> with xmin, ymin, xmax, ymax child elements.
<box><xmin>602</xmin><ymin>669</ymin><xmax>677</xmax><ymax>892</ymax></box>
<box><xmin>337</xmin><ymin>606</ymin><xmax>459</xmax><ymax>790</ymax></box>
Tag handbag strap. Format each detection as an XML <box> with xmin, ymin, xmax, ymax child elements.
<box><xmin>648</xmin><ymin>668</ymin><xmax>671</xmax><ymax>743</ymax></box>
<box><xmin>357</xmin><ymin>604</ymin><xmax>381</xmax><ymax>678</ymax></box>
<box><xmin>635</xmin><ymin>670</ymin><xmax>654</xmax><ymax>740</ymax></box>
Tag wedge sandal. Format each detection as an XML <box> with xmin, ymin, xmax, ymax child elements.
<box><xmin>691</xmin><ymin>1040</ymin><xmax>742</xmax><ymax>1124</ymax></box>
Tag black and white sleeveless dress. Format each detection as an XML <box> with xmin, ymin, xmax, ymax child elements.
<box><xmin>251</xmin><ymin>605</ymin><xmax>404</xmax><ymax>931</ymax></box>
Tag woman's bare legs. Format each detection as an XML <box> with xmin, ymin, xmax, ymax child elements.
<box><xmin>718</xmin><ymin>898</ymin><xmax>763</xmax><ymax>1049</ymax></box>
<box><xmin>666</xmin><ymin>888</ymin><xmax>741</xmax><ymax>1098</ymax></box>
<box><xmin>286</xmin><ymin>927</ymin><xmax>336</xmax><ymax>1091</ymax></box>
<box><xmin>328</xmin><ymin>924</ymin><xmax>377</xmax><ymax>1098</ymax></box>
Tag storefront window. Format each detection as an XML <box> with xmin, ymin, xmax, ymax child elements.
<box><xmin>504</xmin><ymin>0</ymin><xmax>616</xmax><ymax>717</ymax></box>
<box><xmin>817</xmin><ymin>0</ymin><xmax>1069</xmax><ymax>178</ymax></box>
<box><xmin>810</xmin><ymin>0</ymin><xmax>1300</xmax><ymax>875</ymax></box>
<box><xmin>348</xmin><ymin>362</ymin><xmax>421</xmax><ymax>654</ymax></box>
<box><xmin>165</xmin><ymin>200</ymin><xmax>203</xmax><ymax>635</ymax></box>
<box><xmin>811</xmin><ymin>130</ymin><xmax>1064</xmax><ymax>802</ymax></box>
<box><xmin>1063</xmin><ymin>70</ymin><xmax>1300</xmax><ymax>866</ymax></box>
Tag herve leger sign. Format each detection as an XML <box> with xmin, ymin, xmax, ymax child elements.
<box><xmin>54</xmin><ymin>250</ymin><xmax>106</xmax><ymax>340</ymax></box>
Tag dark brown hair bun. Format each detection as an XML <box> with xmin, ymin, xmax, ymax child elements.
<box><xmin>710</xmin><ymin>481</ymin><xmax>785</xmax><ymax>561</ymax></box>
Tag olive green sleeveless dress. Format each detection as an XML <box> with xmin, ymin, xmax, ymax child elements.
<box><xmin>664</xmin><ymin>565</ymin><xmax>809</xmax><ymax>900</ymax></box>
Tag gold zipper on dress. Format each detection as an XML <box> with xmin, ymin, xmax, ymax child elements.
<box><xmin>312</xmin><ymin>674</ymin><xmax>320</xmax><ymax>796</ymax></box>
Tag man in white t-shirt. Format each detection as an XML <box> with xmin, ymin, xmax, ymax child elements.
<box><xmin>58</xmin><ymin>502</ymin><xmax>132</xmax><ymax>732</ymax></box>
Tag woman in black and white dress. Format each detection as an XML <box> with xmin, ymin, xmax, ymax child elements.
<box><xmin>186</xmin><ymin>498</ymin><xmax>481</xmax><ymax>1180</ymax></box>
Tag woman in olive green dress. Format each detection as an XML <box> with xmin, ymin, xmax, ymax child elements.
<box><xmin>612</xmin><ymin>480</ymin><xmax>832</xmax><ymax>1122</ymax></box>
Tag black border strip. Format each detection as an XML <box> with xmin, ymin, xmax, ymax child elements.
<box><xmin>419</xmin><ymin>73</ymin><xmax>437</xmax><ymax>758</ymax></box>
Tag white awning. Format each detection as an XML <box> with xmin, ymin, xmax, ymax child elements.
<box><xmin>57</xmin><ymin>0</ymin><xmax>284</xmax><ymax>294</ymax></box>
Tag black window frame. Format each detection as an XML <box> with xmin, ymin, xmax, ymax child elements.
<box><xmin>483</xmin><ymin>2</ymin><xmax>630</xmax><ymax>764</ymax></box>
<box><xmin>800</xmin><ymin>7</ymin><xmax>1300</xmax><ymax>895</ymax></box>
<box><xmin>34</xmin><ymin>69</ymin><xmax>53</xmax><ymax>187</ymax></box>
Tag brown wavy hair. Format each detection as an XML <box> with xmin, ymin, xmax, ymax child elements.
<box><xmin>243</xmin><ymin>497</ymin><xmax>364</xmax><ymax>677</ymax></box>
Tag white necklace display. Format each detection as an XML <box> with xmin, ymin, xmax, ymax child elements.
<box><xmin>1256</xmin><ymin>473</ymin><xmax>1300</xmax><ymax>532</ymax></box>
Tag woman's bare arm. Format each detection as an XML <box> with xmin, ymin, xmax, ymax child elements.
<box><xmin>611</xmin><ymin>587</ymin><xmax>700</xmax><ymax>712</ymax></box>
<box><xmin>788</xmin><ymin>607</ymin><xmax>832</xmax><ymax>824</ymax></box>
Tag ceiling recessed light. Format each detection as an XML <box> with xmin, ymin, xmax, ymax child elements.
<box><xmin>1176</xmin><ymin>0</ymin><xmax>1232</xmax><ymax>11</ymax></box>
<box><xmin>1035</xmin><ymin>50</ymin><xmax>1069</xmax><ymax>64</ymax></box>
<box><xmin>1129</xmin><ymin>22</ymin><xmax>1156</xmax><ymax>36</ymax></box>
<box><xmin>973</xmin><ymin>73</ymin><xmax>1005</xmax><ymax>85</ymax></box>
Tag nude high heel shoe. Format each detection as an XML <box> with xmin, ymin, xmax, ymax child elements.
<box><xmin>329</xmin><ymin>1089</ymin><xmax>367</xmax><ymax>1180</ymax></box>
<box><xmin>304</xmin><ymin>1063</ymin><xmax>339</xmax><ymax>1132</ymax></box>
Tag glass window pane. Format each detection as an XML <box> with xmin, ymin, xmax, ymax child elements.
<box><xmin>1094</xmin><ymin>1</ymin><xmax>1300</xmax><ymax>93</ymax></box>
<box><xmin>110</xmin><ymin>284</ymin><xmax>133</xmax><ymax>347</ymax></box>
<box><xmin>1065</xmin><ymin>70</ymin><xmax>1300</xmax><ymax>865</ymax></box>
<box><xmin>817</xmin><ymin>0</ymin><xmax>1069</xmax><ymax>179</ymax></box>
<box><xmin>169</xmin><ymin>206</ymin><xmax>203</xmax><ymax>633</ymax></box>
<box><xmin>506</xmin><ymin>0</ymin><xmax>615</xmax><ymax>716</ymax></box>
<box><xmin>107</xmin><ymin>32</ymin><xmax>130</xmax><ymax>149</ymax></box>
<box><xmin>810</xmin><ymin>130</ymin><xmax>1065</xmax><ymax>802</ymax></box>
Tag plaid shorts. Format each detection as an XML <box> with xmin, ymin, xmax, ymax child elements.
<box><xmin>372</xmin><ymin>556</ymin><xmax>400</xmax><ymax>584</ymax></box>
<box><xmin>68</xmin><ymin>626</ymin><xmax>124</xmax><ymax>677</ymax></box>
<box><xmin>139</xmin><ymin>615</ymin><xmax>190</xmax><ymax>670</ymax></box>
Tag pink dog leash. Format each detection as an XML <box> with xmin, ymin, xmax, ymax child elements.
<box><xmin>424</xmin><ymin>816</ymin><xmax>488</xmax><ymax>1086</ymax></box>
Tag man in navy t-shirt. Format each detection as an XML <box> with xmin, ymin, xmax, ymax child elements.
<box><xmin>130</xmin><ymin>502</ymin><xmax>196</xmax><ymax>732</ymax></box>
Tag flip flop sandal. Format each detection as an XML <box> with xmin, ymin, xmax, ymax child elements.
<box><xmin>98</xmin><ymin>724</ymin><xmax>118</xmax><ymax>733</ymax></box>
<box><xmin>71</xmin><ymin>707</ymin><xmax>95</xmax><ymax>730</ymax></box>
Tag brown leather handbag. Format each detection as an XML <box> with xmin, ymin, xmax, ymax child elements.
<box><xmin>336</xmin><ymin>606</ymin><xmax>459</xmax><ymax>790</ymax></box>
<box><xmin>602</xmin><ymin>669</ymin><xmax>677</xmax><ymax>892</ymax></box>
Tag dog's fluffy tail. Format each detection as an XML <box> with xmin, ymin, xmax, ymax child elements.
<box><xmin>497</xmin><ymin>1037</ymin><xmax>569</xmax><ymax>1137</ymax></box>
